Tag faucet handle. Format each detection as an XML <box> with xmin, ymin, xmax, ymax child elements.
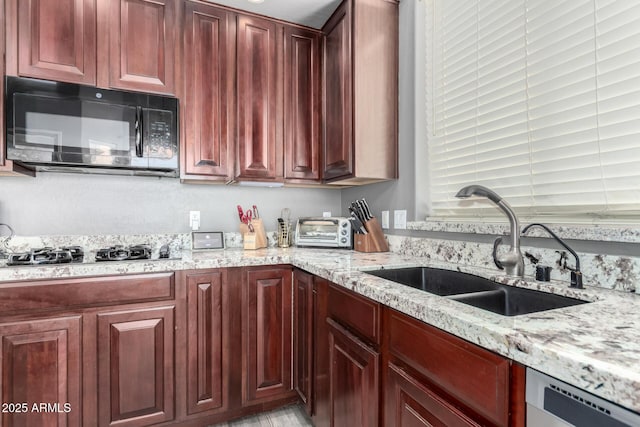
<box><xmin>492</xmin><ymin>237</ymin><xmax>504</xmax><ymax>270</ymax></box>
<box><xmin>571</xmin><ymin>271</ymin><xmax>584</xmax><ymax>289</ymax></box>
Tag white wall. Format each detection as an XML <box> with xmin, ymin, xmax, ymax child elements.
<box><xmin>0</xmin><ymin>173</ymin><xmax>341</xmax><ymax>235</ymax></box>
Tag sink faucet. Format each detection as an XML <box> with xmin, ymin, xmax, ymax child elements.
<box><xmin>522</xmin><ymin>223</ymin><xmax>583</xmax><ymax>289</ymax></box>
<box><xmin>455</xmin><ymin>185</ymin><xmax>524</xmax><ymax>277</ymax></box>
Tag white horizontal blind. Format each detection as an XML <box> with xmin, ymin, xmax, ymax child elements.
<box><xmin>427</xmin><ymin>0</ymin><xmax>640</xmax><ymax>219</ymax></box>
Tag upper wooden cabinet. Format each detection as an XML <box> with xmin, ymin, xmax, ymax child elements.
<box><xmin>101</xmin><ymin>0</ymin><xmax>176</xmax><ymax>94</ymax></box>
<box><xmin>236</xmin><ymin>15</ymin><xmax>280</xmax><ymax>181</ymax></box>
<box><xmin>322</xmin><ymin>2</ymin><xmax>352</xmax><ymax>181</ymax></box>
<box><xmin>8</xmin><ymin>0</ymin><xmax>97</xmax><ymax>84</ymax></box>
<box><xmin>5</xmin><ymin>0</ymin><xmax>177</xmax><ymax>94</ymax></box>
<box><xmin>182</xmin><ymin>1</ymin><xmax>235</xmax><ymax>179</ymax></box>
<box><xmin>323</xmin><ymin>0</ymin><xmax>399</xmax><ymax>185</ymax></box>
<box><xmin>0</xmin><ymin>2</ymin><xmax>34</xmax><ymax>177</ymax></box>
<box><xmin>179</xmin><ymin>1</ymin><xmax>324</xmax><ymax>184</ymax></box>
<box><xmin>284</xmin><ymin>27</ymin><xmax>322</xmax><ymax>182</ymax></box>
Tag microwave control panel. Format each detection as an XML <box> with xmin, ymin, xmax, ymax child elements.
<box><xmin>144</xmin><ymin>109</ymin><xmax>175</xmax><ymax>159</ymax></box>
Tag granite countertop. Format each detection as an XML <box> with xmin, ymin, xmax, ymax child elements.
<box><xmin>1</xmin><ymin>247</ymin><xmax>639</xmax><ymax>413</ymax></box>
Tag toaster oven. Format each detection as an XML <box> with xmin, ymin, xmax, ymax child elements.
<box><xmin>294</xmin><ymin>217</ymin><xmax>352</xmax><ymax>248</ymax></box>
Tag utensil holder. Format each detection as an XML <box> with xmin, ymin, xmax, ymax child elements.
<box><xmin>277</xmin><ymin>221</ymin><xmax>291</xmax><ymax>248</ymax></box>
<box><xmin>354</xmin><ymin>217</ymin><xmax>389</xmax><ymax>253</ymax></box>
<box><xmin>240</xmin><ymin>218</ymin><xmax>268</xmax><ymax>250</ymax></box>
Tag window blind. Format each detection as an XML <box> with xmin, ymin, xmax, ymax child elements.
<box><xmin>427</xmin><ymin>0</ymin><xmax>640</xmax><ymax>220</ymax></box>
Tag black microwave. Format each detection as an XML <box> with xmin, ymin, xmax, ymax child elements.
<box><xmin>5</xmin><ymin>76</ymin><xmax>179</xmax><ymax>177</ymax></box>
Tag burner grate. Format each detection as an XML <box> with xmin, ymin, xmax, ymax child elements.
<box><xmin>7</xmin><ymin>247</ymin><xmax>85</xmax><ymax>266</ymax></box>
<box><xmin>95</xmin><ymin>244</ymin><xmax>152</xmax><ymax>262</ymax></box>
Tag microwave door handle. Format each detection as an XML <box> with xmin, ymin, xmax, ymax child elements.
<box><xmin>135</xmin><ymin>106</ymin><xmax>143</xmax><ymax>158</ymax></box>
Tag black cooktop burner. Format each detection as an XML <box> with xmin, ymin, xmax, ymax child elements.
<box><xmin>95</xmin><ymin>244</ymin><xmax>152</xmax><ymax>262</ymax></box>
<box><xmin>7</xmin><ymin>246</ymin><xmax>84</xmax><ymax>266</ymax></box>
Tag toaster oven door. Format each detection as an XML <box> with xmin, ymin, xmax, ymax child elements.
<box><xmin>297</xmin><ymin>219</ymin><xmax>340</xmax><ymax>246</ymax></box>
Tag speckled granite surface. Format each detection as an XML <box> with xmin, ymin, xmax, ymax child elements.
<box><xmin>387</xmin><ymin>235</ymin><xmax>640</xmax><ymax>292</ymax></box>
<box><xmin>408</xmin><ymin>220</ymin><xmax>640</xmax><ymax>243</ymax></box>
<box><xmin>0</xmin><ymin>247</ymin><xmax>639</xmax><ymax>413</ymax></box>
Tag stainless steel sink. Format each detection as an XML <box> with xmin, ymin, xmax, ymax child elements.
<box><xmin>366</xmin><ymin>267</ymin><xmax>499</xmax><ymax>296</ymax></box>
<box><xmin>447</xmin><ymin>287</ymin><xmax>586</xmax><ymax>316</ymax></box>
<box><xmin>365</xmin><ymin>267</ymin><xmax>588</xmax><ymax>316</ymax></box>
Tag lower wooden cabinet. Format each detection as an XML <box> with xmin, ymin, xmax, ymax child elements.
<box><xmin>385</xmin><ymin>362</ymin><xmax>481</xmax><ymax>427</ymax></box>
<box><xmin>327</xmin><ymin>318</ymin><xmax>380</xmax><ymax>427</ymax></box>
<box><xmin>0</xmin><ymin>266</ymin><xmax>527</xmax><ymax>426</ymax></box>
<box><xmin>0</xmin><ymin>316</ymin><xmax>82</xmax><ymax>427</ymax></box>
<box><xmin>293</xmin><ymin>269</ymin><xmax>314</xmax><ymax>414</ymax></box>
<box><xmin>185</xmin><ymin>270</ymin><xmax>229</xmax><ymax>416</ymax></box>
<box><xmin>242</xmin><ymin>266</ymin><xmax>294</xmax><ymax>404</ymax></box>
<box><xmin>311</xmin><ymin>280</ymin><xmax>381</xmax><ymax>427</ymax></box>
<box><xmin>384</xmin><ymin>308</ymin><xmax>525</xmax><ymax>427</ymax></box>
<box><xmin>97</xmin><ymin>306</ymin><xmax>176</xmax><ymax>427</ymax></box>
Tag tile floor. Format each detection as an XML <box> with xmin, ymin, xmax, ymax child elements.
<box><xmin>212</xmin><ymin>405</ymin><xmax>313</xmax><ymax>427</ymax></box>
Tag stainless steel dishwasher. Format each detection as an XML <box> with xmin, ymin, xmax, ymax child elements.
<box><xmin>526</xmin><ymin>369</ymin><xmax>640</xmax><ymax>426</ymax></box>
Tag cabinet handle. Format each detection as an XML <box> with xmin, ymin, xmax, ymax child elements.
<box><xmin>135</xmin><ymin>106</ymin><xmax>144</xmax><ymax>158</ymax></box>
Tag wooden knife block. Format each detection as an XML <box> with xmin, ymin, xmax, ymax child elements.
<box><xmin>354</xmin><ymin>218</ymin><xmax>389</xmax><ymax>253</ymax></box>
<box><xmin>240</xmin><ymin>218</ymin><xmax>268</xmax><ymax>250</ymax></box>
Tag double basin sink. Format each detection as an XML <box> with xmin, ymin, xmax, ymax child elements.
<box><xmin>366</xmin><ymin>267</ymin><xmax>588</xmax><ymax>316</ymax></box>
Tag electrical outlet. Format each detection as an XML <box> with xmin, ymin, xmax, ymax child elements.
<box><xmin>381</xmin><ymin>211</ymin><xmax>390</xmax><ymax>229</ymax></box>
<box><xmin>189</xmin><ymin>211</ymin><xmax>200</xmax><ymax>231</ymax></box>
<box><xmin>323</xmin><ymin>211</ymin><xmax>332</xmax><ymax>217</ymax></box>
<box><xmin>394</xmin><ymin>210</ymin><xmax>407</xmax><ymax>229</ymax></box>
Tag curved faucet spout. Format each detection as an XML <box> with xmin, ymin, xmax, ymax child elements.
<box><xmin>455</xmin><ymin>185</ymin><xmax>503</xmax><ymax>204</ymax></box>
<box><xmin>455</xmin><ymin>185</ymin><xmax>524</xmax><ymax>277</ymax></box>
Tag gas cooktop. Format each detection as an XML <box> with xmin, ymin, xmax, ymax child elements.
<box><xmin>5</xmin><ymin>244</ymin><xmax>172</xmax><ymax>266</ymax></box>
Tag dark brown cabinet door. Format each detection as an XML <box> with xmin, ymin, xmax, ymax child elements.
<box><xmin>385</xmin><ymin>362</ymin><xmax>481</xmax><ymax>427</ymax></box>
<box><xmin>236</xmin><ymin>15</ymin><xmax>280</xmax><ymax>180</ymax></box>
<box><xmin>311</xmin><ymin>277</ymin><xmax>330</xmax><ymax>427</ymax></box>
<box><xmin>0</xmin><ymin>316</ymin><xmax>82</xmax><ymax>427</ymax></box>
<box><xmin>322</xmin><ymin>1</ymin><xmax>353</xmax><ymax>181</ymax></box>
<box><xmin>284</xmin><ymin>26</ymin><xmax>321</xmax><ymax>181</ymax></box>
<box><xmin>242</xmin><ymin>267</ymin><xmax>293</xmax><ymax>404</ymax></box>
<box><xmin>186</xmin><ymin>270</ymin><xmax>229</xmax><ymax>415</ymax></box>
<box><xmin>182</xmin><ymin>1</ymin><xmax>235</xmax><ymax>179</ymax></box>
<box><xmin>97</xmin><ymin>306</ymin><xmax>175</xmax><ymax>427</ymax></box>
<box><xmin>104</xmin><ymin>0</ymin><xmax>176</xmax><ymax>94</ymax></box>
<box><xmin>9</xmin><ymin>0</ymin><xmax>97</xmax><ymax>84</ymax></box>
<box><xmin>293</xmin><ymin>269</ymin><xmax>314</xmax><ymax>414</ymax></box>
<box><xmin>327</xmin><ymin>318</ymin><xmax>379</xmax><ymax>427</ymax></box>
<box><xmin>385</xmin><ymin>308</ymin><xmax>511</xmax><ymax>426</ymax></box>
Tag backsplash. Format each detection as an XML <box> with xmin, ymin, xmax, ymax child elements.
<box><xmin>0</xmin><ymin>231</ymin><xmax>280</xmax><ymax>264</ymax></box>
<box><xmin>3</xmin><ymin>232</ymin><xmax>637</xmax><ymax>293</ymax></box>
<box><xmin>386</xmin><ymin>235</ymin><xmax>639</xmax><ymax>293</ymax></box>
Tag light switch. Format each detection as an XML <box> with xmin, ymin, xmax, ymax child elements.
<box><xmin>393</xmin><ymin>210</ymin><xmax>407</xmax><ymax>230</ymax></box>
<box><xmin>189</xmin><ymin>211</ymin><xmax>200</xmax><ymax>231</ymax></box>
<box><xmin>381</xmin><ymin>211</ymin><xmax>390</xmax><ymax>229</ymax></box>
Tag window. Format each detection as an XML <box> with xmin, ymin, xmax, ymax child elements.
<box><xmin>425</xmin><ymin>0</ymin><xmax>640</xmax><ymax>220</ymax></box>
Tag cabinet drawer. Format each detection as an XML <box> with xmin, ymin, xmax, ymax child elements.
<box><xmin>0</xmin><ymin>272</ymin><xmax>175</xmax><ymax>314</ymax></box>
<box><xmin>327</xmin><ymin>283</ymin><xmax>380</xmax><ymax>346</ymax></box>
<box><xmin>386</xmin><ymin>309</ymin><xmax>510</xmax><ymax>426</ymax></box>
<box><xmin>386</xmin><ymin>362</ymin><xmax>480</xmax><ymax>427</ymax></box>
